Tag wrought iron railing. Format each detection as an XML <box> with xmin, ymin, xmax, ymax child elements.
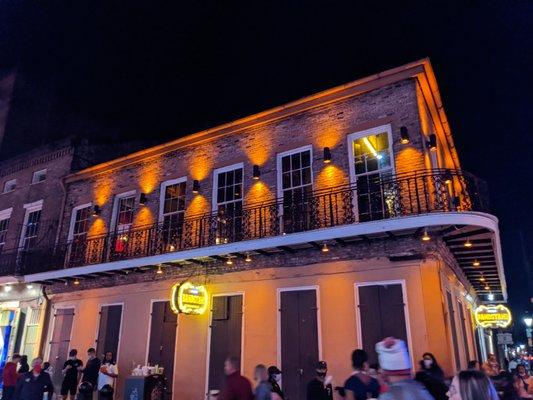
<box><xmin>0</xmin><ymin>169</ymin><xmax>489</xmax><ymax>276</ymax></box>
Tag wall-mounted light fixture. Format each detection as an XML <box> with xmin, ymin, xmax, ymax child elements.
<box><xmin>192</xmin><ymin>180</ymin><xmax>200</xmax><ymax>194</ymax></box>
<box><xmin>245</xmin><ymin>253</ymin><xmax>252</xmax><ymax>262</ymax></box>
<box><xmin>421</xmin><ymin>228</ymin><xmax>431</xmax><ymax>241</ymax></box>
<box><xmin>252</xmin><ymin>165</ymin><xmax>261</xmax><ymax>180</ymax></box>
<box><xmin>444</xmin><ymin>169</ymin><xmax>453</xmax><ymax>184</ymax></box>
<box><xmin>400</xmin><ymin>126</ymin><xmax>410</xmax><ymax>144</ymax></box>
<box><xmin>139</xmin><ymin>192</ymin><xmax>148</xmax><ymax>205</ymax></box>
<box><xmin>427</xmin><ymin>134</ymin><xmax>437</xmax><ymax>151</ymax></box>
<box><xmin>92</xmin><ymin>205</ymin><xmax>101</xmax><ymax>217</ymax></box>
<box><xmin>73</xmin><ymin>278</ymin><xmax>80</xmax><ymax>285</ymax></box>
<box><xmin>323</xmin><ymin>147</ymin><xmax>332</xmax><ymax>164</ymax></box>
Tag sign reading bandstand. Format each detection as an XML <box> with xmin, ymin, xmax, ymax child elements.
<box><xmin>474</xmin><ymin>304</ymin><xmax>512</xmax><ymax>329</ymax></box>
<box><xmin>170</xmin><ymin>281</ymin><xmax>208</xmax><ymax>315</ymax></box>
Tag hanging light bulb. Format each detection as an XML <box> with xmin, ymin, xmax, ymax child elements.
<box><xmin>156</xmin><ymin>265</ymin><xmax>163</xmax><ymax>274</ymax></box>
<box><xmin>484</xmin><ymin>284</ymin><xmax>490</xmax><ymax>291</ymax></box>
<box><xmin>73</xmin><ymin>278</ymin><xmax>80</xmax><ymax>285</ymax></box>
<box><xmin>245</xmin><ymin>253</ymin><xmax>252</xmax><ymax>262</ymax></box>
<box><xmin>226</xmin><ymin>258</ymin><xmax>233</xmax><ymax>265</ymax></box>
<box><xmin>421</xmin><ymin>229</ymin><xmax>431</xmax><ymax>241</ymax></box>
<box><xmin>321</xmin><ymin>243</ymin><xmax>329</xmax><ymax>252</ymax></box>
<box><xmin>464</xmin><ymin>239</ymin><xmax>473</xmax><ymax>248</ymax></box>
<box><xmin>473</xmin><ymin>260</ymin><xmax>480</xmax><ymax>267</ymax></box>
<box><xmin>479</xmin><ymin>275</ymin><xmax>486</xmax><ymax>282</ymax></box>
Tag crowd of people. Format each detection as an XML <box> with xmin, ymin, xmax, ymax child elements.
<box><xmin>215</xmin><ymin>337</ymin><xmax>533</xmax><ymax>400</ymax></box>
<box><xmin>1</xmin><ymin>349</ymin><xmax>118</xmax><ymax>400</ymax></box>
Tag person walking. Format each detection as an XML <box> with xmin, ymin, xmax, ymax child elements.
<box><xmin>416</xmin><ymin>352</ymin><xmax>447</xmax><ymax>400</ymax></box>
<box><xmin>375</xmin><ymin>337</ymin><xmax>433</xmax><ymax>400</ymax></box>
<box><xmin>81</xmin><ymin>348</ymin><xmax>101</xmax><ymax>394</ymax></box>
<box><xmin>267</xmin><ymin>366</ymin><xmax>285</xmax><ymax>400</ymax></box>
<box><xmin>219</xmin><ymin>356</ymin><xmax>254</xmax><ymax>400</ymax></box>
<box><xmin>61</xmin><ymin>349</ymin><xmax>83</xmax><ymax>400</ymax></box>
<box><xmin>306</xmin><ymin>361</ymin><xmax>333</xmax><ymax>400</ymax></box>
<box><xmin>13</xmin><ymin>358</ymin><xmax>54</xmax><ymax>400</ymax></box>
<box><xmin>343</xmin><ymin>349</ymin><xmax>380</xmax><ymax>400</ymax></box>
<box><xmin>514</xmin><ymin>364</ymin><xmax>533</xmax><ymax>399</ymax></box>
<box><xmin>2</xmin><ymin>354</ymin><xmax>21</xmax><ymax>400</ymax></box>
<box><xmin>97</xmin><ymin>351</ymin><xmax>118</xmax><ymax>400</ymax></box>
<box><xmin>253</xmin><ymin>365</ymin><xmax>272</xmax><ymax>400</ymax></box>
<box><xmin>447</xmin><ymin>370</ymin><xmax>499</xmax><ymax>400</ymax></box>
<box><xmin>418</xmin><ymin>353</ymin><xmax>444</xmax><ymax>382</ymax></box>
<box><xmin>18</xmin><ymin>356</ymin><xmax>30</xmax><ymax>374</ymax></box>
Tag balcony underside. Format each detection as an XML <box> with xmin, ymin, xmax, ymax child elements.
<box><xmin>25</xmin><ymin>212</ymin><xmax>506</xmax><ymax>302</ymax></box>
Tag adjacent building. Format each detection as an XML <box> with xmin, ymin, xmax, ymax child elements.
<box><xmin>3</xmin><ymin>59</ymin><xmax>506</xmax><ymax>400</ymax></box>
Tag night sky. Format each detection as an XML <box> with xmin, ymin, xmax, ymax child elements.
<box><xmin>1</xmin><ymin>1</ymin><xmax>531</xmax><ymax>339</ymax></box>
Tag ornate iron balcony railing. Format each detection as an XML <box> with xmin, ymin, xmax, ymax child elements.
<box><xmin>0</xmin><ymin>169</ymin><xmax>489</xmax><ymax>276</ymax></box>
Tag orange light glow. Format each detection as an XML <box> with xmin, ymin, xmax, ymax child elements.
<box><xmin>189</xmin><ymin>144</ymin><xmax>215</xmax><ymax>181</ymax></box>
<box><xmin>245</xmin><ymin>181</ymin><xmax>274</xmax><ymax>205</ymax></box>
<box><xmin>88</xmin><ymin>218</ymin><xmax>107</xmax><ymax>236</ymax></box>
<box><xmin>133</xmin><ymin>206</ymin><xmax>154</xmax><ymax>227</ymax></box>
<box><xmin>395</xmin><ymin>147</ymin><xmax>425</xmax><ymax>176</ymax></box>
<box><xmin>93</xmin><ymin>174</ymin><xmax>114</xmax><ymax>206</ymax></box>
<box><xmin>315</xmin><ymin>125</ymin><xmax>342</xmax><ymax>149</ymax></box>
<box><xmin>240</xmin><ymin>130</ymin><xmax>272</xmax><ymax>166</ymax></box>
<box><xmin>315</xmin><ymin>165</ymin><xmax>349</xmax><ymax>190</ymax></box>
<box><xmin>186</xmin><ymin>195</ymin><xmax>210</xmax><ymax>217</ymax></box>
<box><xmin>138</xmin><ymin>159</ymin><xmax>162</xmax><ymax>194</ymax></box>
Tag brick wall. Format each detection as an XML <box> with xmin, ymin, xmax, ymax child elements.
<box><xmin>61</xmin><ymin>78</ymin><xmax>434</xmax><ymax>242</ymax></box>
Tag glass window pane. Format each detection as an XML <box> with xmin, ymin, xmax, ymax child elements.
<box><xmin>301</xmin><ymin>150</ymin><xmax>311</xmax><ymax>167</ymax></box>
<box><xmin>291</xmin><ymin>153</ymin><xmax>300</xmax><ymax>170</ymax></box>
<box><xmin>282</xmin><ymin>156</ymin><xmax>290</xmax><ymax>172</ymax></box>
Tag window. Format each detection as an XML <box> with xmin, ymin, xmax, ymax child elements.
<box><xmin>160</xmin><ymin>179</ymin><xmax>187</xmax><ymax>250</ymax></box>
<box><xmin>72</xmin><ymin>206</ymin><xmax>92</xmax><ymax>240</ymax></box>
<box><xmin>110</xmin><ymin>191</ymin><xmax>136</xmax><ymax>256</ymax></box>
<box><xmin>277</xmin><ymin>146</ymin><xmax>313</xmax><ymax>233</ymax></box>
<box><xmin>347</xmin><ymin>124</ymin><xmax>395</xmax><ymax>221</ymax></box>
<box><xmin>67</xmin><ymin>205</ymin><xmax>92</xmax><ymax>265</ymax></box>
<box><xmin>0</xmin><ymin>217</ymin><xmax>9</xmax><ymax>253</ymax></box>
<box><xmin>116</xmin><ymin>196</ymin><xmax>135</xmax><ymax>229</ymax></box>
<box><xmin>31</xmin><ymin>169</ymin><xmax>47</xmax><ymax>184</ymax></box>
<box><xmin>3</xmin><ymin>179</ymin><xmax>16</xmax><ymax>193</ymax></box>
<box><xmin>21</xmin><ymin>209</ymin><xmax>42</xmax><ymax>251</ymax></box>
<box><xmin>213</xmin><ymin>164</ymin><xmax>243</xmax><ymax>243</ymax></box>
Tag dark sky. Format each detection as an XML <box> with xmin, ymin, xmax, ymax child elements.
<box><xmin>1</xmin><ymin>1</ymin><xmax>532</xmax><ymax>338</ymax></box>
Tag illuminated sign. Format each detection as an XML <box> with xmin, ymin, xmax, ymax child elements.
<box><xmin>170</xmin><ymin>281</ymin><xmax>208</xmax><ymax>315</ymax></box>
<box><xmin>474</xmin><ymin>304</ymin><xmax>512</xmax><ymax>328</ymax></box>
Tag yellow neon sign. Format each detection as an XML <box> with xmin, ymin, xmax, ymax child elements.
<box><xmin>474</xmin><ymin>304</ymin><xmax>512</xmax><ymax>328</ymax></box>
<box><xmin>170</xmin><ymin>281</ymin><xmax>208</xmax><ymax>315</ymax></box>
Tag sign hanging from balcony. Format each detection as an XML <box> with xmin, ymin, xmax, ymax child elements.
<box><xmin>474</xmin><ymin>304</ymin><xmax>512</xmax><ymax>329</ymax></box>
<box><xmin>170</xmin><ymin>281</ymin><xmax>208</xmax><ymax>315</ymax></box>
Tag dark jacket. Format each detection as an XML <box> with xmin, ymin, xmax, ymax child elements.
<box><xmin>82</xmin><ymin>357</ymin><xmax>101</xmax><ymax>387</ymax></box>
<box><xmin>219</xmin><ymin>371</ymin><xmax>254</xmax><ymax>400</ymax></box>
<box><xmin>13</xmin><ymin>371</ymin><xmax>54</xmax><ymax>400</ymax></box>
<box><xmin>306</xmin><ymin>378</ymin><xmax>333</xmax><ymax>400</ymax></box>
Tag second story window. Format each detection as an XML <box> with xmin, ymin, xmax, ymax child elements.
<box><xmin>0</xmin><ymin>216</ymin><xmax>9</xmax><ymax>253</ymax></box>
<box><xmin>160</xmin><ymin>179</ymin><xmax>187</xmax><ymax>250</ymax></box>
<box><xmin>213</xmin><ymin>164</ymin><xmax>243</xmax><ymax>243</ymax></box>
<box><xmin>31</xmin><ymin>169</ymin><xmax>47</xmax><ymax>184</ymax></box>
<box><xmin>3</xmin><ymin>179</ymin><xmax>16</xmax><ymax>193</ymax></box>
<box><xmin>21</xmin><ymin>208</ymin><xmax>42</xmax><ymax>251</ymax></box>
<box><xmin>277</xmin><ymin>146</ymin><xmax>313</xmax><ymax>233</ymax></box>
<box><xmin>72</xmin><ymin>206</ymin><xmax>92</xmax><ymax>241</ymax></box>
<box><xmin>347</xmin><ymin>124</ymin><xmax>394</xmax><ymax>222</ymax></box>
<box><xmin>116</xmin><ymin>196</ymin><xmax>135</xmax><ymax>229</ymax></box>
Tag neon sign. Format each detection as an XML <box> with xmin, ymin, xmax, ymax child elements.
<box><xmin>474</xmin><ymin>304</ymin><xmax>512</xmax><ymax>328</ymax></box>
<box><xmin>170</xmin><ymin>281</ymin><xmax>208</xmax><ymax>315</ymax></box>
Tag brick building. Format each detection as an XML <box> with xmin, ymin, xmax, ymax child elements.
<box><xmin>16</xmin><ymin>59</ymin><xmax>505</xmax><ymax>400</ymax></box>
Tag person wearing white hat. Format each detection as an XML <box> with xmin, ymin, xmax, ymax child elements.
<box><xmin>375</xmin><ymin>337</ymin><xmax>433</xmax><ymax>400</ymax></box>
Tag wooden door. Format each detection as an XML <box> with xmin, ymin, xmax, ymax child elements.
<box><xmin>446</xmin><ymin>291</ymin><xmax>461</xmax><ymax>371</ymax></box>
<box><xmin>48</xmin><ymin>308</ymin><xmax>74</xmax><ymax>389</ymax></box>
<box><xmin>358</xmin><ymin>284</ymin><xmax>408</xmax><ymax>364</ymax></box>
<box><xmin>96</xmin><ymin>305</ymin><xmax>123</xmax><ymax>359</ymax></box>
<box><xmin>208</xmin><ymin>295</ymin><xmax>243</xmax><ymax>393</ymax></box>
<box><xmin>148</xmin><ymin>301</ymin><xmax>177</xmax><ymax>396</ymax></box>
<box><xmin>280</xmin><ymin>289</ymin><xmax>319</xmax><ymax>400</ymax></box>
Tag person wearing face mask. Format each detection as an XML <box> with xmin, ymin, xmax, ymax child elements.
<box><xmin>13</xmin><ymin>358</ymin><xmax>54</xmax><ymax>400</ymax></box>
<box><xmin>267</xmin><ymin>366</ymin><xmax>285</xmax><ymax>400</ymax></box>
<box><xmin>418</xmin><ymin>353</ymin><xmax>444</xmax><ymax>382</ymax></box>
<box><xmin>306</xmin><ymin>361</ymin><xmax>333</xmax><ymax>400</ymax></box>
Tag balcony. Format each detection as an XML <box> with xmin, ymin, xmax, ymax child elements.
<box><xmin>1</xmin><ymin>169</ymin><xmax>505</xmax><ymax>300</ymax></box>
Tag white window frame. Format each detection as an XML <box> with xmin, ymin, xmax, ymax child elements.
<box><xmin>346</xmin><ymin>123</ymin><xmax>396</xmax><ymax>185</ymax></box>
<box><xmin>354</xmin><ymin>280</ymin><xmax>414</xmax><ymax>370</ymax></box>
<box><xmin>31</xmin><ymin>168</ymin><xmax>47</xmax><ymax>184</ymax></box>
<box><xmin>211</xmin><ymin>162</ymin><xmax>244</xmax><ymax>212</ymax></box>
<box><xmin>204</xmin><ymin>292</ymin><xmax>245</xmax><ymax>396</ymax></box>
<box><xmin>110</xmin><ymin>190</ymin><xmax>136</xmax><ymax>232</ymax></box>
<box><xmin>0</xmin><ymin>208</ymin><xmax>13</xmax><ymax>251</ymax></box>
<box><xmin>67</xmin><ymin>203</ymin><xmax>93</xmax><ymax>241</ymax></box>
<box><xmin>2</xmin><ymin>179</ymin><xmax>16</xmax><ymax>194</ymax></box>
<box><xmin>158</xmin><ymin>177</ymin><xmax>187</xmax><ymax>223</ymax></box>
<box><xmin>276</xmin><ymin>285</ymin><xmax>323</xmax><ymax>376</ymax></box>
<box><xmin>276</xmin><ymin>145</ymin><xmax>314</xmax><ymax>201</ymax></box>
<box><xmin>18</xmin><ymin>200</ymin><xmax>44</xmax><ymax>250</ymax></box>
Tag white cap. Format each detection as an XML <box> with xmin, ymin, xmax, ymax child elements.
<box><xmin>375</xmin><ymin>337</ymin><xmax>411</xmax><ymax>372</ymax></box>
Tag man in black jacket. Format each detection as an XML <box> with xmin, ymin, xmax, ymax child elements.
<box><xmin>306</xmin><ymin>361</ymin><xmax>333</xmax><ymax>400</ymax></box>
<box><xmin>14</xmin><ymin>358</ymin><xmax>54</xmax><ymax>400</ymax></box>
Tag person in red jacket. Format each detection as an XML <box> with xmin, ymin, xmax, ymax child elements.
<box><xmin>219</xmin><ymin>356</ymin><xmax>254</xmax><ymax>400</ymax></box>
<box><xmin>2</xmin><ymin>354</ymin><xmax>21</xmax><ymax>400</ymax></box>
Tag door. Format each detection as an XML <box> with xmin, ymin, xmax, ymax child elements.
<box><xmin>96</xmin><ymin>305</ymin><xmax>123</xmax><ymax>359</ymax></box>
<box><xmin>457</xmin><ymin>301</ymin><xmax>471</xmax><ymax>362</ymax></box>
<box><xmin>48</xmin><ymin>308</ymin><xmax>74</xmax><ymax>389</ymax></box>
<box><xmin>207</xmin><ymin>295</ymin><xmax>243</xmax><ymax>394</ymax></box>
<box><xmin>358</xmin><ymin>284</ymin><xmax>408</xmax><ymax>364</ymax></box>
<box><xmin>280</xmin><ymin>289</ymin><xmax>319</xmax><ymax>400</ymax></box>
<box><xmin>446</xmin><ymin>292</ymin><xmax>461</xmax><ymax>371</ymax></box>
<box><xmin>148</xmin><ymin>302</ymin><xmax>177</xmax><ymax>396</ymax></box>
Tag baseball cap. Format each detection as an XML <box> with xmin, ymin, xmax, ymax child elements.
<box><xmin>268</xmin><ymin>366</ymin><xmax>282</xmax><ymax>375</ymax></box>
